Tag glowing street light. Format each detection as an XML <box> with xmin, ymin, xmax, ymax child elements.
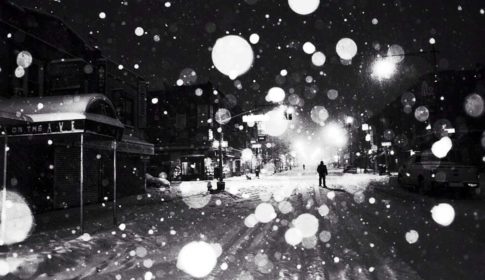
<box><xmin>241</xmin><ymin>148</ymin><xmax>253</xmax><ymax>162</ymax></box>
<box><xmin>345</xmin><ymin>116</ymin><xmax>354</xmax><ymax>125</ymax></box>
<box><xmin>322</xmin><ymin>123</ymin><xmax>347</xmax><ymax>147</ymax></box>
<box><xmin>371</xmin><ymin>58</ymin><xmax>397</xmax><ymax>80</ymax></box>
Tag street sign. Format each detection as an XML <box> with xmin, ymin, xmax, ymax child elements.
<box><xmin>242</xmin><ymin>114</ymin><xmax>268</xmax><ymax>123</ymax></box>
<box><xmin>381</xmin><ymin>142</ymin><xmax>392</xmax><ymax>147</ymax></box>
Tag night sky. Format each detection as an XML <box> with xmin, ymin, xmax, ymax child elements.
<box><xmin>12</xmin><ymin>0</ymin><xmax>485</xmax><ymax>124</ymax></box>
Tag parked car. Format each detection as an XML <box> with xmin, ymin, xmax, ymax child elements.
<box><xmin>377</xmin><ymin>164</ymin><xmax>387</xmax><ymax>175</ymax></box>
<box><xmin>343</xmin><ymin>165</ymin><xmax>357</xmax><ymax>174</ymax></box>
<box><xmin>146</xmin><ymin>172</ymin><xmax>171</xmax><ymax>189</ymax></box>
<box><xmin>397</xmin><ymin>151</ymin><xmax>480</xmax><ymax>196</ymax></box>
<box><xmin>343</xmin><ymin>165</ymin><xmax>376</xmax><ymax>174</ymax></box>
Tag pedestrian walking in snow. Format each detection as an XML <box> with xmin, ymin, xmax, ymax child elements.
<box><xmin>317</xmin><ymin>161</ymin><xmax>328</xmax><ymax>187</ymax></box>
<box><xmin>255</xmin><ymin>166</ymin><xmax>260</xmax><ymax>178</ymax></box>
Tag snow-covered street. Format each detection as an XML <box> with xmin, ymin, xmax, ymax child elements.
<box><xmin>2</xmin><ymin>170</ymin><xmax>485</xmax><ymax>279</ymax></box>
<box><xmin>1</xmin><ymin>0</ymin><xmax>484</xmax><ymax>279</ymax></box>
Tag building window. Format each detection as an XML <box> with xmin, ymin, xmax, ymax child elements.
<box><xmin>46</xmin><ymin>59</ymin><xmax>83</xmax><ymax>95</ymax></box>
<box><xmin>26</xmin><ymin>62</ymin><xmax>43</xmax><ymax>96</ymax></box>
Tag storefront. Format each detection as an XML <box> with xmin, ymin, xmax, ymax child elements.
<box><xmin>150</xmin><ymin>146</ymin><xmax>242</xmax><ymax>181</ymax></box>
<box><xmin>0</xmin><ymin>94</ymin><xmax>153</xmax><ymax>231</ymax></box>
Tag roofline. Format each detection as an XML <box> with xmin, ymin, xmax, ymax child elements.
<box><xmin>5</xmin><ymin>1</ymin><xmax>96</xmax><ymax>52</ymax></box>
<box><xmin>1</xmin><ymin>2</ymin><xmax>147</xmax><ymax>82</ymax></box>
<box><xmin>0</xmin><ymin>94</ymin><xmax>123</xmax><ymax>128</ymax></box>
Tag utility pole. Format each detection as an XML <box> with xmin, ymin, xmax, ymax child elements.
<box><xmin>217</xmin><ymin>126</ymin><xmax>225</xmax><ymax>191</ymax></box>
<box><xmin>345</xmin><ymin>116</ymin><xmax>354</xmax><ymax>166</ymax></box>
<box><xmin>348</xmin><ymin>129</ymin><xmax>352</xmax><ymax>166</ymax></box>
<box><xmin>385</xmin><ymin>147</ymin><xmax>390</xmax><ymax>175</ymax></box>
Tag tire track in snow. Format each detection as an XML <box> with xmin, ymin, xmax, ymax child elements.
<box><xmin>327</xmin><ymin>183</ymin><xmax>423</xmax><ymax>280</ymax></box>
<box><xmin>211</xmin><ymin>182</ymin><xmax>325</xmax><ymax>279</ymax></box>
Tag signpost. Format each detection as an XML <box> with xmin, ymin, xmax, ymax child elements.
<box><xmin>113</xmin><ymin>141</ymin><xmax>117</xmax><ymax>226</ymax></box>
<box><xmin>216</xmin><ymin>127</ymin><xmax>225</xmax><ymax>192</ymax></box>
<box><xmin>381</xmin><ymin>142</ymin><xmax>392</xmax><ymax>175</ymax></box>
<box><xmin>1</xmin><ymin>134</ymin><xmax>7</xmax><ymax>245</ymax></box>
<box><xmin>80</xmin><ymin>134</ymin><xmax>84</xmax><ymax>233</ymax></box>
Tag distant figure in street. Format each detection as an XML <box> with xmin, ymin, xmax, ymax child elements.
<box><xmin>255</xmin><ymin>166</ymin><xmax>260</xmax><ymax>178</ymax></box>
<box><xmin>317</xmin><ymin>161</ymin><xmax>328</xmax><ymax>187</ymax></box>
<box><xmin>303</xmin><ymin>164</ymin><xmax>306</xmax><ymax>171</ymax></box>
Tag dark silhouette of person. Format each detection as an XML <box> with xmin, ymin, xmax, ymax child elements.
<box><xmin>303</xmin><ymin>164</ymin><xmax>306</xmax><ymax>170</ymax></box>
<box><xmin>317</xmin><ymin>161</ymin><xmax>328</xmax><ymax>187</ymax></box>
<box><xmin>255</xmin><ymin>165</ymin><xmax>260</xmax><ymax>178</ymax></box>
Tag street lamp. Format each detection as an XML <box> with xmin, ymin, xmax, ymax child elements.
<box><xmin>371</xmin><ymin>57</ymin><xmax>397</xmax><ymax>81</ymax></box>
<box><xmin>361</xmin><ymin>124</ymin><xmax>369</xmax><ymax>172</ymax></box>
<box><xmin>214</xmin><ymin>109</ymin><xmax>232</xmax><ymax>192</ymax></box>
<box><xmin>211</xmin><ymin>126</ymin><xmax>226</xmax><ymax>192</ymax></box>
<box><xmin>371</xmin><ymin>45</ymin><xmax>439</xmax><ymax>81</ymax></box>
<box><xmin>362</xmin><ymin>124</ymin><xmax>378</xmax><ymax>174</ymax></box>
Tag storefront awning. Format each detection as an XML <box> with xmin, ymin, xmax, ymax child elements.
<box><xmin>0</xmin><ymin>94</ymin><xmax>123</xmax><ymax>139</ymax></box>
<box><xmin>0</xmin><ymin>110</ymin><xmax>33</xmax><ymax>126</ymax></box>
